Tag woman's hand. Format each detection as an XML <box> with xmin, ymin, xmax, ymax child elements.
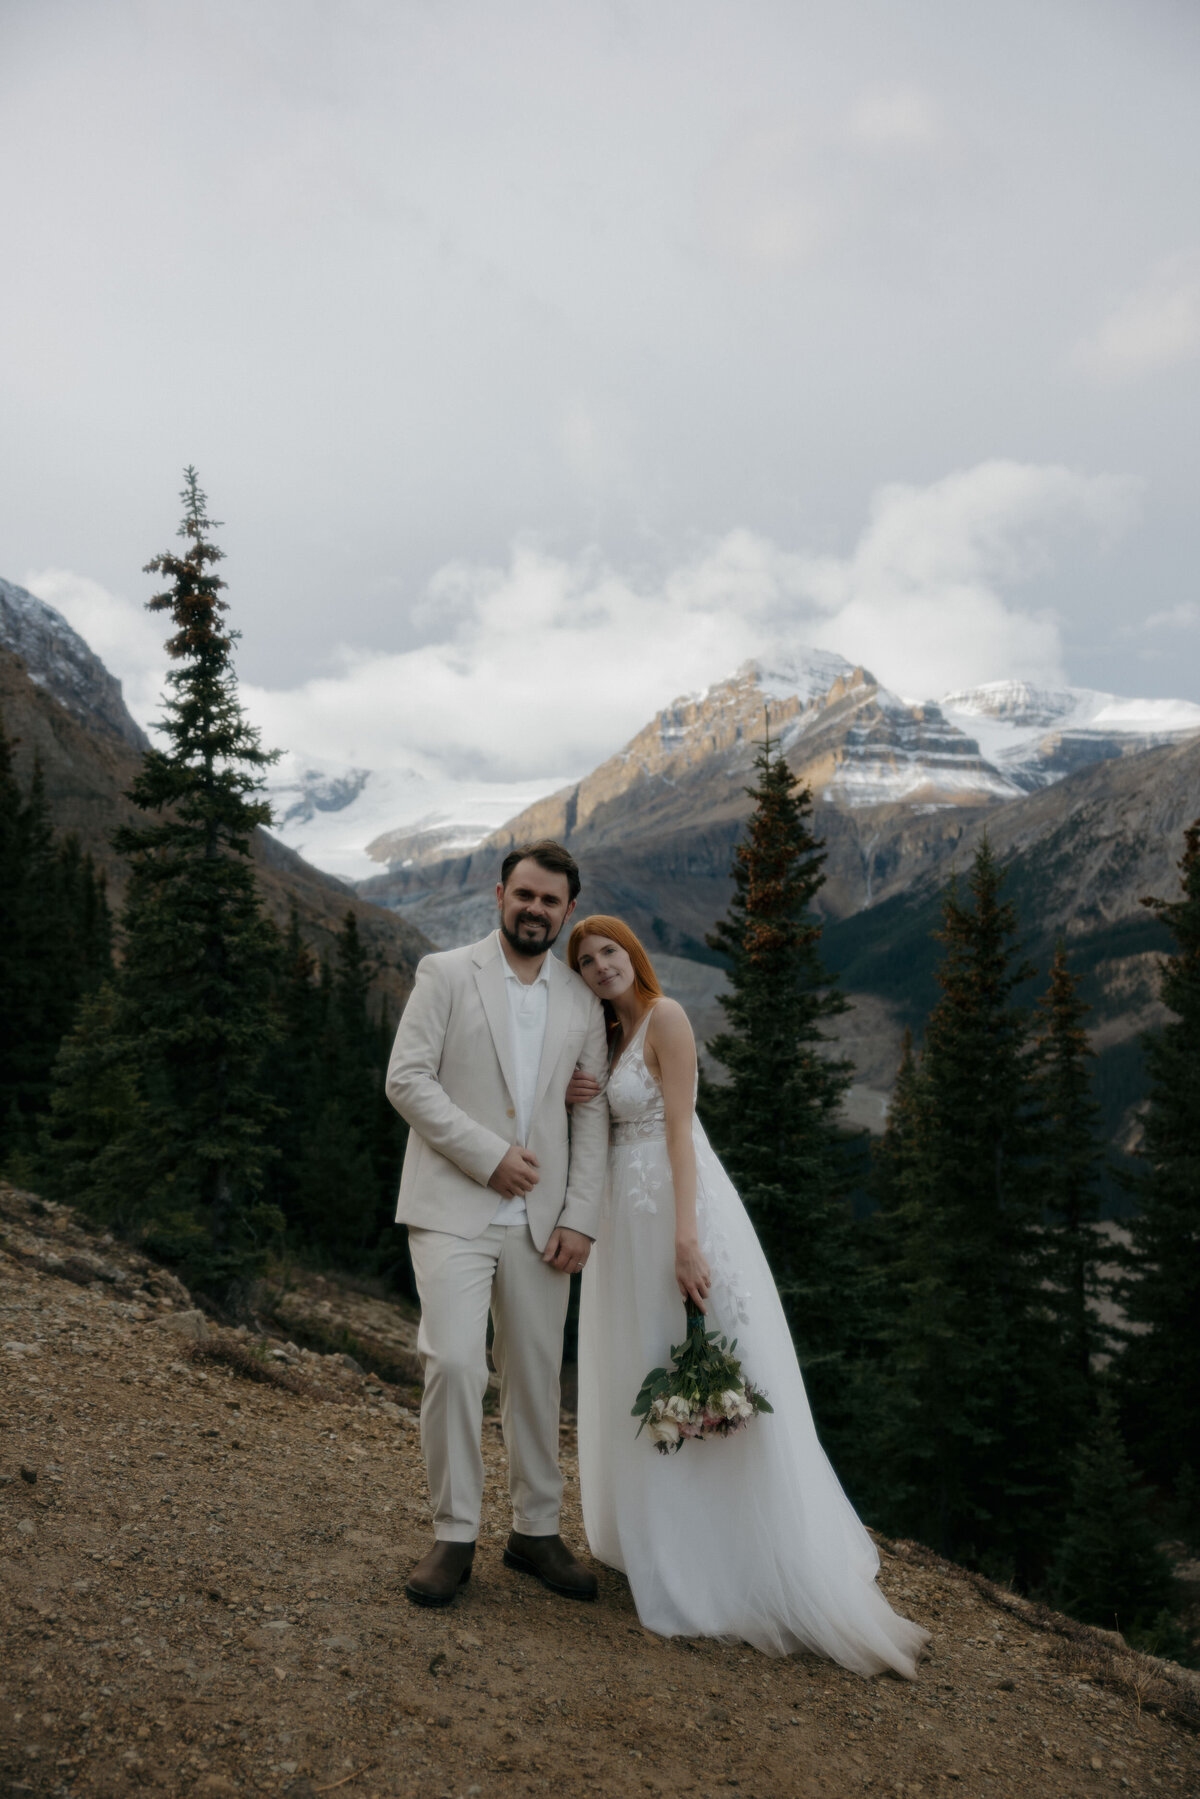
<box><xmin>565</xmin><ymin>1064</ymin><xmax>602</xmax><ymax>1107</ymax></box>
<box><xmin>675</xmin><ymin>1236</ymin><xmax>711</xmax><ymax>1311</ymax></box>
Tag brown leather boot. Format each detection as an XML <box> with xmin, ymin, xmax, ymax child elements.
<box><xmin>404</xmin><ymin>1539</ymin><xmax>475</xmax><ymax>1608</ymax></box>
<box><xmin>503</xmin><ymin>1531</ymin><xmax>598</xmax><ymax>1601</ymax></box>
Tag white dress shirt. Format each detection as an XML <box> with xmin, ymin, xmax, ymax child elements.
<box><xmin>490</xmin><ymin>950</ymin><xmax>551</xmax><ymax>1226</ymax></box>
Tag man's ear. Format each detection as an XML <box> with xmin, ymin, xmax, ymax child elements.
<box><xmin>495</xmin><ymin>881</ymin><xmax>505</xmax><ymax>908</ymax></box>
<box><xmin>564</xmin><ymin>897</ymin><xmax>577</xmax><ymax>923</ymax></box>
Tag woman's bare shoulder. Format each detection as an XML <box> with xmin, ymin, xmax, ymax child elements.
<box><xmin>646</xmin><ymin>997</ymin><xmax>694</xmax><ymax>1045</ymax></box>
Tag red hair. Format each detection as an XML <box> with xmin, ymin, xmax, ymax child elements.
<box><xmin>567</xmin><ymin>915</ymin><xmax>664</xmax><ymax>1031</ymax></box>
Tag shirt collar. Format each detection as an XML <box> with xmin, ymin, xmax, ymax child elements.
<box><xmin>502</xmin><ymin>950</ymin><xmax>552</xmax><ymax>989</ymax></box>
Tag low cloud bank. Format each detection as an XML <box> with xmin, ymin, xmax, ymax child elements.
<box><xmin>26</xmin><ymin>458</ymin><xmax>1136</xmax><ymax>782</ymax></box>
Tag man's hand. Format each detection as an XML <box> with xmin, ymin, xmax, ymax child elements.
<box><xmin>542</xmin><ymin>1226</ymin><xmax>592</xmax><ymax>1274</ymax></box>
<box><xmin>565</xmin><ymin>1064</ymin><xmax>603</xmax><ymax>1106</ymax></box>
<box><xmin>488</xmin><ymin>1145</ymin><xmax>540</xmax><ymax>1198</ymax></box>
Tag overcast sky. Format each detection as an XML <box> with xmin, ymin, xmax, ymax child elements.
<box><xmin>4</xmin><ymin>0</ymin><xmax>1199</xmax><ymax>783</ymax></box>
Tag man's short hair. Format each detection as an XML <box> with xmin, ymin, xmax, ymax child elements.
<box><xmin>500</xmin><ymin>840</ymin><xmax>582</xmax><ymax>903</ymax></box>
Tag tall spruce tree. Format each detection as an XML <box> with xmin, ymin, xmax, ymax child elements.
<box><xmin>1032</xmin><ymin>944</ymin><xmax>1106</xmax><ymax>1387</ymax></box>
<box><xmin>702</xmin><ymin>723</ymin><xmax>860</xmax><ymax>1442</ymax></box>
<box><xmin>879</xmin><ymin>841</ymin><xmax>1061</xmax><ymax>1581</ymax></box>
<box><xmin>1048</xmin><ymin>1389</ymin><xmax>1174</xmax><ymax>1635</ymax></box>
<box><xmin>0</xmin><ymin>712</ymin><xmax>112</xmax><ymax>1165</ymax></box>
<box><xmin>1117</xmin><ymin>818</ymin><xmax>1200</xmax><ymax>1513</ymax></box>
<box><xmin>47</xmin><ymin>470</ymin><xmax>282</xmax><ymax>1299</ymax></box>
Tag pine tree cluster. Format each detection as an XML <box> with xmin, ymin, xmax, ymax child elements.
<box><xmin>701</xmin><ymin>724</ymin><xmax>1197</xmax><ymax>1657</ymax></box>
<box><xmin>0</xmin><ymin>724</ymin><xmax>112</xmax><ymax>1169</ymax></box>
<box><xmin>2</xmin><ymin>473</ymin><xmax>410</xmax><ymax>1310</ymax></box>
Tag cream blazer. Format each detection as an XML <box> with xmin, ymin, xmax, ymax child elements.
<box><xmin>386</xmin><ymin>931</ymin><xmax>609</xmax><ymax>1250</ymax></box>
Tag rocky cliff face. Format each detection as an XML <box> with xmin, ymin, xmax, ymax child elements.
<box><xmin>0</xmin><ymin>577</ymin><xmax>150</xmax><ymax>752</ymax></box>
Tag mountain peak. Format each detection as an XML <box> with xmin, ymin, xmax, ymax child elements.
<box><xmin>0</xmin><ymin>576</ymin><xmax>150</xmax><ymax>751</ymax></box>
<box><xmin>742</xmin><ymin>646</ymin><xmax>872</xmax><ymax>708</ymax></box>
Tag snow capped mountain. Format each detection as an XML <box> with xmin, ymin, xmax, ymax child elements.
<box><xmin>6</xmin><ymin>574</ymin><xmax>1197</xmax><ymax>886</ymax></box>
<box><xmin>264</xmin><ymin>752</ymin><xmax>573</xmax><ymax>881</ymax></box>
<box><xmin>0</xmin><ymin>577</ymin><xmax>149</xmax><ymax>750</ymax></box>
<box><xmin>753</xmin><ymin>646</ymin><xmax>863</xmax><ymax>707</ymax></box>
<box><xmin>940</xmin><ymin>679</ymin><xmax>1200</xmax><ymax>790</ymax></box>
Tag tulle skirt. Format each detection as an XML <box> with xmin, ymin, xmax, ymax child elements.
<box><xmin>576</xmin><ymin>1120</ymin><xmax>930</xmax><ymax>1678</ymax></box>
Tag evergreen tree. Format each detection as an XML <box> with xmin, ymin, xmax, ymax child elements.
<box><xmin>880</xmin><ymin>842</ymin><xmax>1061</xmax><ymax>1581</ymax></box>
<box><xmin>0</xmin><ymin>713</ymin><xmax>112</xmax><ymax>1165</ymax></box>
<box><xmin>263</xmin><ymin>909</ymin><xmax>409</xmax><ymax>1283</ymax></box>
<box><xmin>1048</xmin><ymin>1389</ymin><xmax>1173</xmax><ymax>1635</ymax></box>
<box><xmin>48</xmin><ymin>469</ymin><xmax>282</xmax><ymax>1300</ymax></box>
<box><xmin>1117</xmin><ymin>819</ymin><xmax>1200</xmax><ymax>1510</ymax></box>
<box><xmin>867</xmin><ymin>1028</ymin><xmax>922</xmax><ymax>1261</ymax></box>
<box><xmin>1032</xmin><ymin>944</ymin><xmax>1106</xmax><ymax>1386</ymax></box>
<box><xmin>40</xmin><ymin>984</ymin><xmax>150</xmax><ymax>1225</ymax></box>
<box><xmin>293</xmin><ymin>916</ymin><xmax>383</xmax><ymax>1265</ymax></box>
<box><xmin>702</xmin><ymin>724</ymin><xmax>860</xmax><ymax>1441</ymax></box>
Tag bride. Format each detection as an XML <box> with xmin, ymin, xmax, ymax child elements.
<box><xmin>565</xmin><ymin>914</ymin><xmax>929</xmax><ymax>1680</ymax></box>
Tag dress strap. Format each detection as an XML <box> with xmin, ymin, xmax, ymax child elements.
<box><xmin>611</xmin><ymin>1003</ymin><xmax>656</xmax><ymax>1073</ymax></box>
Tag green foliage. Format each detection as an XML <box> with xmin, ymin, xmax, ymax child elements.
<box><xmin>1032</xmin><ymin>944</ymin><xmax>1107</xmax><ymax>1388</ymax></box>
<box><xmin>1048</xmin><ymin>1390</ymin><xmax>1174</xmax><ymax>1633</ymax></box>
<box><xmin>40</xmin><ymin>984</ymin><xmax>150</xmax><ymax>1229</ymax></box>
<box><xmin>264</xmin><ymin>909</ymin><xmax>409</xmax><ymax>1278</ymax></box>
<box><xmin>875</xmin><ymin>842</ymin><xmax>1066</xmax><ymax>1583</ymax></box>
<box><xmin>0</xmin><ymin>714</ymin><xmax>113</xmax><ymax>1167</ymax></box>
<box><xmin>1117</xmin><ymin>818</ymin><xmax>1200</xmax><ymax>1489</ymax></box>
<box><xmin>701</xmin><ymin>724</ymin><xmax>861</xmax><ymax>1445</ymax></box>
<box><xmin>44</xmin><ymin>471</ymin><xmax>283</xmax><ymax>1302</ymax></box>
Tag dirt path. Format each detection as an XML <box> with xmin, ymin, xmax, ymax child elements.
<box><xmin>2</xmin><ymin>1184</ymin><xmax>1198</xmax><ymax>1799</ymax></box>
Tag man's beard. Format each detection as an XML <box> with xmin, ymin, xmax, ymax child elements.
<box><xmin>500</xmin><ymin>912</ymin><xmax>560</xmax><ymax>958</ymax></box>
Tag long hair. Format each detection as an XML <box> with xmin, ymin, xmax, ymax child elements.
<box><xmin>567</xmin><ymin>914</ymin><xmax>663</xmax><ymax>1031</ymax></box>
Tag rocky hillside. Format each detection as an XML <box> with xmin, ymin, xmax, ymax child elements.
<box><xmin>0</xmin><ymin>604</ymin><xmax>431</xmax><ymax>1009</ymax></box>
<box><xmin>0</xmin><ymin>579</ymin><xmax>149</xmax><ymax>753</ymax></box>
<box><xmin>3</xmin><ymin>1179</ymin><xmax>1198</xmax><ymax>1798</ymax></box>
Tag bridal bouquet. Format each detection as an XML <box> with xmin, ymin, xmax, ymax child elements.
<box><xmin>632</xmin><ymin>1301</ymin><xmax>771</xmax><ymax>1453</ymax></box>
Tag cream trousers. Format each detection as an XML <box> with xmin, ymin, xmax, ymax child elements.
<box><xmin>407</xmin><ymin>1221</ymin><xmax>571</xmax><ymax>1543</ymax></box>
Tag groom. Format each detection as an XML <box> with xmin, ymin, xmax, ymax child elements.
<box><xmin>385</xmin><ymin>839</ymin><xmax>609</xmax><ymax>1607</ymax></box>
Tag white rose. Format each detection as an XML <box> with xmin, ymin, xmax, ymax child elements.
<box><xmin>720</xmin><ymin>1389</ymin><xmax>744</xmax><ymax>1418</ymax></box>
<box><xmin>648</xmin><ymin>1416</ymin><xmax>681</xmax><ymax>1446</ymax></box>
<box><xmin>666</xmin><ymin>1395</ymin><xmax>694</xmax><ymax>1423</ymax></box>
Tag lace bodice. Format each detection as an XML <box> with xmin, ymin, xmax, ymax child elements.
<box><xmin>607</xmin><ymin>1010</ymin><xmax>667</xmax><ymax>1145</ymax></box>
<box><xmin>604</xmin><ymin>1005</ymin><xmax>751</xmax><ymax>1327</ymax></box>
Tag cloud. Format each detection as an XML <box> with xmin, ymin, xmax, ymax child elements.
<box><xmin>28</xmin><ymin>462</ymin><xmax>1137</xmax><ymax>783</ymax></box>
<box><xmin>1141</xmin><ymin>602</ymin><xmax>1197</xmax><ymax>633</ymax></box>
<box><xmin>846</xmin><ymin>87</ymin><xmax>944</xmax><ymax>152</ymax></box>
<box><xmin>701</xmin><ymin>126</ymin><xmax>825</xmax><ymax>270</ymax></box>
<box><xmin>242</xmin><ymin>460</ymin><xmax>1135</xmax><ymax>777</ymax></box>
<box><xmin>788</xmin><ymin>460</ymin><xmax>1137</xmax><ymax>701</ymax></box>
<box><xmin>1072</xmin><ymin>253</ymin><xmax>1200</xmax><ymax>381</ymax></box>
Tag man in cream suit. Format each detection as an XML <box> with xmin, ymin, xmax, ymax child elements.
<box><xmin>386</xmin><ymin>840</ymin><xmax>609</xmax><ymax>1607</ymax></box>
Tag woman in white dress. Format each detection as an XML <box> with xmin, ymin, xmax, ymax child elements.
<box><xmin>565</xmin><ymin>915</ymin><xmax>929</xmax><ymax>1680</ymax></box>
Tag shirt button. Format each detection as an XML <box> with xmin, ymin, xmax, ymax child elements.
<box><xmin>506</xmin><ymin>1108</ymin><xmax>515</xmax><ymax>1119</ymax></box>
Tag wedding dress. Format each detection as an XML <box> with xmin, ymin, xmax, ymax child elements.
<box><xmin>576</xmin><ymin>1009</ymin><xmax>930</xmax><ymax>1678</ymax></box>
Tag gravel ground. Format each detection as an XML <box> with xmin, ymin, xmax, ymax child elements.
<box><xmin>2</xmin><ymin>1183</ymin><xmax>1198</xmax><ymax>1799</ymax></box>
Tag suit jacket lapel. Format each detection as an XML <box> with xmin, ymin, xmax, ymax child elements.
<box><xmin>531</xmin><ymin>956</ymin><xmax>572</xmax><ymax>1120</ymax></box>
<box><xmin>473</xmin><ymin>935</ymin><xmax>520</xmax><ymax>1112</ymax></box>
